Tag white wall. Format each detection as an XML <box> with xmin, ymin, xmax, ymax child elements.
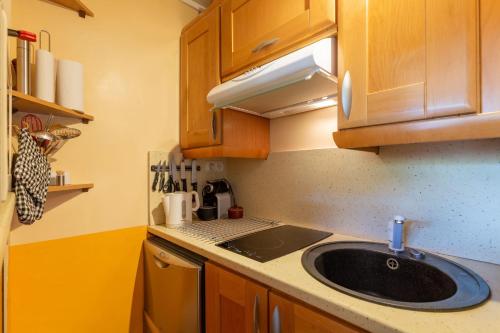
<box><xmin>270</xmin><ymin>107</ymin><xmax>337</xmax><ymax>152</ymax></box>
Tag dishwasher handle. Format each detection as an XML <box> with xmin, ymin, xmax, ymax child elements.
<box><xmin>153</xmin><ymin>256</ymin><xmax>170</xmax><ymax>269</ymax></box>
<box><xmin>145</xmin><ymin>240</ymin><xmax>201</xmax><ymax>270</ymax></box>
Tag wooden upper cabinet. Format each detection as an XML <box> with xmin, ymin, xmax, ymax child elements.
<box><xmin>220</xmin><ymin>0</ymin><xmax>336</xmax><ymax>78</ymax></box>
<box><xmin>206</xmin><ymin>262</ymin><xmax>269</xmax><ymax>333</ymax></box>
<box><xmin>269</xmin><ymin>292</ymin><xmax>366</xmax><ymax>333</ymax></box>
<box><xmin>481</xmin><ymin>0</ymin><xmax>500</xmax><ymax>113</ymax></box>
<box><xmin>338</xmin><ymin>0</ymin><xmax>479</xmax><ymax>130</ymax></box>
<box><xmin>180</xmin><ymin>8</ymin><xmax>222</xmax><ymax>149</ymax></box>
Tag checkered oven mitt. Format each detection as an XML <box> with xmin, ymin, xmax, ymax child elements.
<box><xmin>14</xmin><ymin>128</ymin><xmax>51</xmax><ymax>224</ymax></box>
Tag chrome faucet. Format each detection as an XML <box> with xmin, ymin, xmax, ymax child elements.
<box><xmin>388</xmin><ymin>215</ymin><xmax>406</xmax><ymax>253</ymax></box>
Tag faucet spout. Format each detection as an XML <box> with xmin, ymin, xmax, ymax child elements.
<box><xmin>388</xmin><ymin>215</ymin><xmax>406</xmax><ymax>253</ymax></box>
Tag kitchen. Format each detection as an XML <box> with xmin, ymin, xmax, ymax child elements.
<box><xmin>0</xmin><ymin>0</ymin><xmax>499</xmax><ymax>332</ymax></box>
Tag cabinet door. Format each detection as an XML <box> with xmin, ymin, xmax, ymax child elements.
<box><xmin>338</xmin><ymin>0</ymin><xmax>478</xmax><ymax>129</ymax></box>
<box><xmin>269</xmin><ymin>292</ymin><xmax>365</xmax><ymax>333</ymax></box>
<box><xmin>481</xmin><ymin>0</ymin><xmax>500</xmax><ymax>113</ymax></box>
<box><xmin>180</xmin><ymin>8</ymin><xmax>222</xmax><ymax>149</ymax></box>
<box><xmin>206</xmin><ymin>262</ymin><xmax>268</xmax><ymax>333</ymax></box>
<box><xmin>220</xmin><ymin>0</ymin><xmax>335</xmax><ymax>77</ymax></box>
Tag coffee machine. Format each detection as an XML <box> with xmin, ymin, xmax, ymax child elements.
<box><xmin>200</xmin><ymin>179</ymin><xmax>233</xmax><ymax>220</ymax></box>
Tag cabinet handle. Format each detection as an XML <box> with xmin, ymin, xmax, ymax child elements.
<box><xmin>271</xmin><ymin>305</ymin><xmax>281</xmax><ymax>333</ymax></box>
<box><xmin>211</xmin><ymin>109</ymin><xmax>217</xmax><ymax>141</ymax></box>
<box><xmin>341</xmin><ymin>70</ymin><xmax>352</xmax><ymax>119</ymax></box>
<box><xmin>253</xmin><ymin>295</ymin><xmax>260</xmax><ymax>333</ymax></box>
<box><xmin>252</xmin><ymin>38</ymin><xmax>279</xmax><ymax>53</ymax></box>
<box><xmin>153</xmin><ymin>256</ymin><xmax>170</xmax><ymax>269</ymax></box>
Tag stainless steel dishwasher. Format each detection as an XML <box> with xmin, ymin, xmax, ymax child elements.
<box><xmin>144</xmin><ymin>236</ymin><xmax>206</xmax><ymax>333</ymax></box>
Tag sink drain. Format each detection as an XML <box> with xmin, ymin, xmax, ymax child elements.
<box><xmin>386</xmin><ymin>258</ymin><xmax>399</xmax><ymax>270</ymax></box>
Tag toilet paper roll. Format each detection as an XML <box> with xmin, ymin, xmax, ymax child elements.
<box><xmin>35</xmin><ymin>49</ymin><xmax>56</xmax><ymax>103</ymax></box>
<box><xmin>56</xmin><ymin>59</ymin><xmax>84</xmax><ymax>112</ymax></box>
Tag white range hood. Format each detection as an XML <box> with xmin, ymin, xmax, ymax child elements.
<box><xmin>207</xmin><ymin>38</ymin><xmax>337</xmax><ymax>119</ymax></box>
<box><xmin>180</xmin><ymin>0</ymin><xmax>212</xmax><ymax>11</ymax></box>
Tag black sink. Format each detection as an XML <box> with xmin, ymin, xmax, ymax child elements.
<box><xmin>302</xmin><ymin>242</ymin><xmax>490</xmax><ymax>311</ymax></box>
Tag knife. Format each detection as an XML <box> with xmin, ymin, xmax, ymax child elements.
<box><xmin>158</xmin><ymin>161</ymin><xmax>166</xmax><ymax>192</ymax></box>
<box><xmin>170</xmin><ymin>156</ymin><xmax>180</xmax><ymax>192</ymax></box>
<box><xmin>151</xmin><ymin>160</ymin><xmax>161</xmax><ymax>192</ymax></box>
<box><xmin>164</xmin><ymin>155</ymin><xmax>174</xmax><ymax>193</ymax></box>
<box><xmin>191</xmin><ymin>159</ymin><xmax>198</xmax><ymax>192</ymax></box>
<box><xmin>180</xmin><ymin>161</ymin><xmax>187</xmax><ymax>192</ymax></box>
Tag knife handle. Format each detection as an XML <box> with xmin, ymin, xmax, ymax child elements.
<box><xmin>152</xmin><ymin>172</ymin><xmax>159</xmax><ymax>191</ymax></box>
<box><xmin>158</xmin><ymin>174</ymin><xmax>165</xmax><ymax>192</ymax></box>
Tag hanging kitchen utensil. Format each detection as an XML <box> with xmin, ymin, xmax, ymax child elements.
<box><xmin>20</xmin><ymin>114</ymin><xmax>55</xmax><ymax>152</ymax></box>
<box><xmin>172</xmin><ymin>157</ymin><xmax>180</xmax><ymax>192</ymax></box>
<box><xmin>39</xmin><ymin>124</ymin><xmax>81</xmax><ymax>156</ymax></box>
<box><xmin>151</xmin><ymin>160</ymin><xmax>161</xmax><ymax>192</ymax></box>
<box><xmin>49</xmin><ymin>125</ymin><xmax>81</xmax><ymax>140</ymax></box>
<box><xmin>31</xmin><ymin>114</ymin><xmax>57</xmax><ymax>152</ymax></box>
<box><xmin>158</xmin><ymin>161</ymin><xmax>166</xmax><ymax>193</ymax></box>
<box><xmin>21</xmin><ymin>114</ymin><xmax>43</xmax><ymax>133</ymax></box>
<box><xmin>164</xmin><ymin>155</ymin><xmax>175</xmax><ymax>193</ymax></box>
<box><xmin>31</xmin><ymin>130</ymin><xmax>56</xmax><ymax>142</ymax></box>
<box><xmin>180</xmin><ymin>161</ymin><xmax>187</xmax><ymax>192</ymax></box>
<box><xmin>191</xmin><ymin>159</ymin><xmax>198</xmax><ymax>192</ymax></box>
<box><xmin>44</xmin><ymin>138</ymin><xmax>63</xmax><ymax>156</ymax></box>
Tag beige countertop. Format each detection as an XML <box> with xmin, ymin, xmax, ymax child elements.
<box><xmin>148</xmin><ymin>223</ymin><xmax>500</xmax><ymax>333</ymax></box>
<box><xmin>0</xmin><ymin>193</ymin><xmax>14</xmax><ymax>264</ymax></box>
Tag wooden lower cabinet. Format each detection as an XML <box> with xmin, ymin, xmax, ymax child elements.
<box><xmin>206</xmin><ymin>262</ymin><xmax>269</xmax><ymax>333</ymax></box>
<box><xmin>205</xmin><ymin>262</ymin><xmax>366</xmax><ymax>333</ymax></box>
<box><xmin>269</xmin><ymin>292</ymin><xmax>366</xmax><ymax>333</ymax></box>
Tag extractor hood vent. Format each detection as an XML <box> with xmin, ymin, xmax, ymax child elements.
<box><xmin>180</xmin><ymin>0</ymin><xmax>212</xmax><ymax>12</ymax></box>
<box><xmin>207</xmin><ymin>38</ymin><xmax>337</xmax><ymax>119</ymax></box>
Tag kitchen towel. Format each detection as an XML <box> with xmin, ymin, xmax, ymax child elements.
<box><xmin>34</xmin><ymin>49</ymin><xmax>55</xmax><ymax>103</ymax></box>
<box><xmin>56</xmin><ymin>59</ymin><xmax>84</xmax><ymax>112</ymax></box>
<box><xmin>14</xmin><ymin>128</ymin><xmax>51</xmax><ymax>224</ymax></box>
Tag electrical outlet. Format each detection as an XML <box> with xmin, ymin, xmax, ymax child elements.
<box><xmin>215</xmin><ymin>160</ymin><xmax>224</xmax><ymax>172</ymax></box>
<box><xmin>205</xmin><ymin>160</ymin><xmax>224</xmax><ymax>172</ymax></box>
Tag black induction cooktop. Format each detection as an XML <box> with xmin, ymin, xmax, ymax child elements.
<box><xmin>217</xmin><ymin>225</ymin><xmax>332</xmax><ymax>262</ymax></box>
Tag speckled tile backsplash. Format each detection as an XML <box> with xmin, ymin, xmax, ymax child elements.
<box><xmin>225</xmin><ymin>140</ymin><xmax>500</xmax><ymax>264</ymax></box>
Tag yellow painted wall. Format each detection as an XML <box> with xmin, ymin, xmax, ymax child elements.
<box><xmin>8</xmin><ymin>226</ymin><xmax>147</xmax><ymax>332</ymax></box>
<box><xmin>7</xmin><ymin>1</ymin><xmax>197</xmax><ymax>332</ymax></box>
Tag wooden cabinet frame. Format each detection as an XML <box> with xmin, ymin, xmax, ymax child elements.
<box><xmin>333</xmin><ymin>0</ymin><xmax>500</xmax><ymax>149</ymax></box>
<box><xmin>205</xmin><ymin>262</ymin><xmax>366</xmax><ymax>333</ymax></box>
<box><xmin>179</xmin><ymin>2</ymin><xmax>270</xmax><ymax>159</ymax></box>
<box><xmin>220</xmin><ymin>0</ymin><xmax>337</xmax><ymax>80</ymax></box>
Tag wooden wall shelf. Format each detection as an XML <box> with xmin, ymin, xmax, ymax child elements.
<box><xmin>45</xmin><ymin>0</ymin><xmax>94</xmax><ymax>18</ymax></box>
<box><xmin>48</xmin><ymin>184</ymin><xmax>93</xmax><ymax>193</ymax></box>
<box><xmin>12</xmin><ymin>91</ymin><xmax>94</xmax><ymax>123</ymax></box>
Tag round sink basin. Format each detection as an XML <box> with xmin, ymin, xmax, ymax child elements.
<box><xmin>302</xmin><ymin>242</ymin><xmax>490</xmax><ymax>311</ymax></box>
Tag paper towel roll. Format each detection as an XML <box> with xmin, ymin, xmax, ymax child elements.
<box><xmin>56</xmin><ymin>59</ymin><xmax>84</xmax><ymax>112</ymax></box>
<box><xmin>35</xmin><ymin>49</ymin><xmax>55</xmax><ymax>103</ymax></box>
